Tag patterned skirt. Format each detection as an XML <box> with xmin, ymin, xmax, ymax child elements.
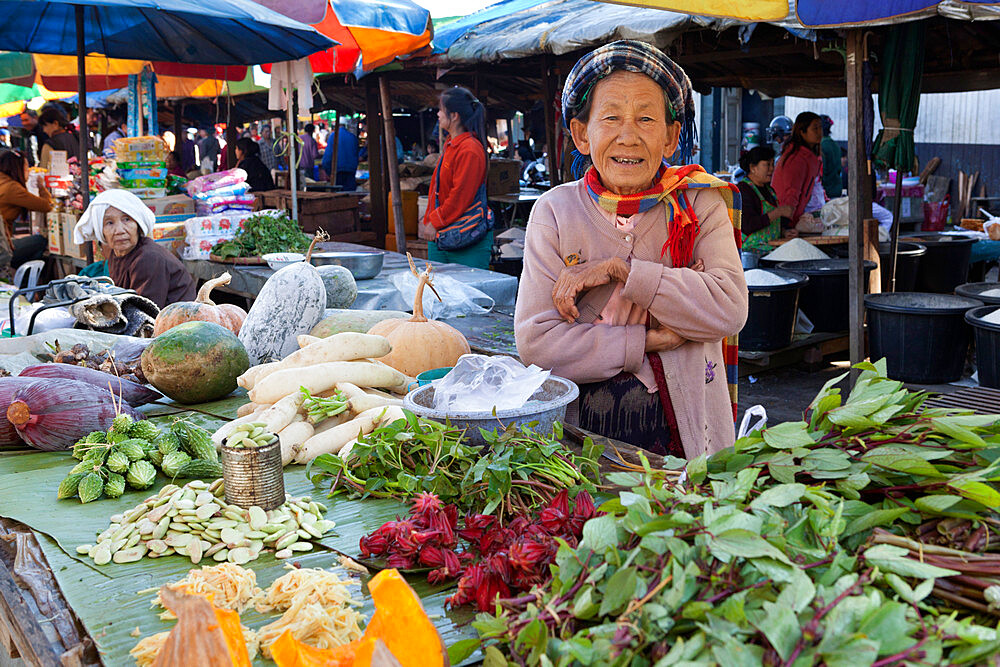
<box><xmin>577</xmin><ymin>372</ymin><xmax>681</xmax><ymax>457</ymax></box>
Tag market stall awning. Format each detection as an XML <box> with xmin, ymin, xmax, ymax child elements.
<box><xmin>0</xmin><ymin>52</ymin><xmax>34</xmax><ymax>87</ymax></box>
<box><xmin>796</xmin><ymin>0</ymin><xmax>1000</xmax><ymax>26</ymax></box>
<box><xmin>432</xmin><ymin>0</ymin><xmax>548</xmax><ymax>53</ymax></box>
<box><xmin>263</xmin><ymin>0</ymin><xmax>432</xmax><ymax>75</ymax></box>
<box><xmin>33</xmin><ymin>53</ymin><xmax>145</xmax><ymax>92</ymax></box>
<box><xmin>596</xmin><ymin>0</ymin><xmax>786</xmax><ymax>20</ymax></box>
<box><xmin>0</xmin><ymin>0</ymin><xmax>334</xmax><ymax>65</ymax></box>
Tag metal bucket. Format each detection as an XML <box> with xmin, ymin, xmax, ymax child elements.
<box><xmin>221</xmin><ymin>440</ymin><xmax>285</xmax><ymax>510</ymax></box>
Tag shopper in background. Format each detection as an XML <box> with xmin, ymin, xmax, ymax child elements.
<box><xmin>38</xmin><ymin>107</ymin><xmax>78</xmax><ymax>171</ymax></box>
<box><xmin>197</xmin><ymin>127</ymin><xmax>220</xmax><ymax>175</ymax></box>
<box><xmin>422</xmin><ymin>86</ymin><xmax>492</xmax><ymax>270</ymax></box>
<box><xmin>0</xmin><ymin>150</ymin><xmax>50</xmax><ymax>270</ymax></box>
<box><xmin>18</xmin><ymin>110</ymin><xmax>45</xmax><ymax>167</ymax></box>
<box><xmin>820</xmin><ymin>115</ymin><xmax>843</xmax><ymax>199</ymax></box>
<box><xmin>179</xmin><ymin>129</ymin><xmax>197</xmax><ymax>174</ymax></box>
<box><xmin>771</xmin><ymin>111</ymin><xmax>823</xmax><ymax>230</ymax></box>
<box><xmin>299</xmin><ymin>123</ymin><xmax>319</xmax><ymax>181</ymax></box>
<box><xmin>235</xmin><ymin>138</ymin><xmax>275</xmax><ymax>193</ymax></box>
<box><xmin>258</xmin><ymin>125</ymin><xmax>279</xmax><ymax>173</ymax></box>
<box><xmin>321</xmin><ymin>118</ymin><xmax>360</xmax><ymax>192</ymax></box>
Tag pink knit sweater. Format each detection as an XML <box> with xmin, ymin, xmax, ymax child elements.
<box><xmin>514</xmin><ymin>179</ymin><xmax>748</xmax><ymax>458</ymax></box>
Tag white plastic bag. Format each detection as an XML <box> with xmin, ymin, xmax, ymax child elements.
<box><xmin>432</xmin><ymin>354</ymin><xmax>549</xmax><ymax>412</ymax></box>
<box><xmin>390</xmin><ymin>271</ymin><xmax>494</xmax><ymax>319</ymax></box>
<box><xmin>738</xmin><ymin>405</ymin><xmax>768</xmax><ymax>439</ymax></box>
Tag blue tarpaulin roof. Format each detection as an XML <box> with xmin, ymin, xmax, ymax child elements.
<box><xmin>796</xmin><ymin>0</ymin><xmax>1000</xmax><ymax>26</ymax></box>
<box><xmin>0</xmin><ymin>0</ymin><xmax>335</xmax><ymax>65</ymax></box>
<box><xmin>433</xmin><ymin>0</ymin><xmax>548</xmax><ymax>53</ymax></box>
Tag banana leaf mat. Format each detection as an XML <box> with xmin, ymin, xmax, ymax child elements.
<box><xmin>0</xmin><ymin>395</ymin><xmax>477</xmax><ymax>666</ymax></box>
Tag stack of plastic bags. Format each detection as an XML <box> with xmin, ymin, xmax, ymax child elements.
<box><xmin>114</xmin><ymin>137</ymin><xmax>168</xmax><ymax>199</ymax></box>
<box><xmin>181</xmin><ymin>208</ymin><xmax>282</xmax><ymax>260</ymax></box>
<box><xmin>186</xmin><ymin>168</ymin><xmax>255</xmax><ymax>215</ymax></box>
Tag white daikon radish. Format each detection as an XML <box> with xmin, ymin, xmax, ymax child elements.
<box><xmin>237</xmin><ymin>361</ymin><xmax>281</xmax><ymax>390</ymax></box>
<box><xmin>249</xmin><ymin>361</ymin><xmax>409</xmax><ymax>405</ymax></box>
<box><xmin>366</xmin><ymin>358</ymin><xmax>416</xmax><ymax>394</ymax></box>
<box><xmin>297</xmin><ymin>334</ymin><xmax>321</xmax><ymax>348</ymax></box>
<box><xmin>279</xmin><ymin>419</ymin><xmax>314</xmax><ymax>465</ymax></box>
<box><xmin>293</xmin><ymin>405</ymin><xmax>405</xmax><ymax>463</ymax></box>
<box><xmin>212</xmin><ymin>408</ymin><xmax>266</xmax><ymax>447</ymax></box>
<box><xmin>348</xmin><ymin>392</ymin><xmax>403</xmax><ymax>414</ymax></box>
<box><xmin>249</xmin><ymin>333</ymin><xmax>394</xmax><ymax>388</ymax></box>
<box><xmin>236</xmin><ymin>402</ymin><xmax>261</xmax><ymax>418</ymax></box>
<box><xmin>256</xmin><ymin>392</ymin><xmax>305</xmax><ymax>434</ymax></box>
<box><xmin>338</xmin><ymin>437</ymin><xmax>359</xmax><ymax>460</ymax></box>
<box><xmin>312</xmin><ymin>412</ymin><xmax>351</xmax><ymax>433</ymax></box>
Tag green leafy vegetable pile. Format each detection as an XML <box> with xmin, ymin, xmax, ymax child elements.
<box><xmin>307</xmin><ymin>414</ymin><xmax>603</xmax><ymax>521</ymax></box>
<box><xmin>210</xmin><ymin>211</ymin><xmax>310</xmax><ymax>259</ymax></box>
<box><xmin>454</xmin><ymin>361</ymin><xmax>1000</xmax><ymax>666</ymax></box>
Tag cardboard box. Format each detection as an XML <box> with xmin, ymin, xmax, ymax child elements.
<box><xmin>388</xmin><ymin>190</ymin><xmax>419</xmax><ymax>236</ymax></box>
<box><xmin>487</xmin><ymin>159</ymin><xmax>522</xmax><ymax>196</ymax></box>
<box><xmin>151</xmin><ymin>222</ymin><xmax>187</xmax><ymax>241</ymax></box>
<box><xmin>144</xmin><ymin>195</ymin><xmax>195</xmax><ymax>216</ymax></box>
<box><xmin>60</xmin><ymin>213</ymin><xmax>86</xmax><ymax>260</ymax></box>
<box><xmin>151</xmin><ymin>237</ymin><xmax>185</xmax><ymax>256</ymax></box>
<box><xmin>46</xmin><ymin>212</ymin><xmax>65</xmax><ymax>255</ymax></box>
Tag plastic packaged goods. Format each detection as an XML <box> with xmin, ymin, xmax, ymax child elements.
<box><xmin>186</xmin><ymin>169</ymin><xmax>248</xmax><ymax>196</ymax></box>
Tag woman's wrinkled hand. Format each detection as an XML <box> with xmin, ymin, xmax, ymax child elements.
<box><xmin>552</xmin><ymin>257</ymin><xmax>630</xmax><ymax>322</ymax></box>
<box><xmin>645</xmin><ymin>326</ymin><xmax>685</xmax><ymax>352</ymax></box>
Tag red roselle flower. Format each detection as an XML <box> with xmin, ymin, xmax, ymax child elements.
<box><xmin>411</xmin><ymin>492</ymin><xmax>444</xmax><ymax>517</ymax></box>
<box><xmin>539</xmin><ymin>490</ymin><xmax>571</xmax><ymax>534</ymax></box>
<box><xmin>508</xmin><ymin>537</ymin><xmax>555</xmax><ymax>572</ymax></box>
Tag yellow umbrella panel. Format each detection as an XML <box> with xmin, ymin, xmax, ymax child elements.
<box><xmin>595</xmin><ymin>0</ymin><xmax>787</xmax><ymax>21</ymax></box>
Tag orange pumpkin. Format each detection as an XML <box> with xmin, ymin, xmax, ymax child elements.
<box><xmin>153</xmin><ymin>272</ymin><xmax>247</xmax><ymax>336</ymax></box>
<box><xmin>367</xmin><ymin>256</ymin><xmax>469</xmax><ymax>377</ymax></box>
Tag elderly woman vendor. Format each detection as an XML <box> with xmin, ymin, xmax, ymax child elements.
<box><xmin>73</xmin><ymin>190</ymin><xmax>196</xmax><ymax>308</ymax></box>
<box><xmin>514</xmin><ymin>41</ymin><xmax>748</xmax><ymax>459</ymax></box>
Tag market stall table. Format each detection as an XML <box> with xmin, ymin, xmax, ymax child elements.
<box><xmin>488</xmin><ymin>188</ymin><xmax>544</xmax><ymax>230</ymax></box>
<box><xmin>183</xmin><ymin>241</ymin><xmax>519</xmax><ymax>311</ymax></box>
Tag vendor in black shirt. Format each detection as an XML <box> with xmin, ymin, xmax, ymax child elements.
<box><xmin>234</xmin><ymin>137</ymin><xmax>274</xmax><ymax>193</ymax></box>
<box><xmin>736</xmin><ymin>145</ymin><xmax>793</xmax><ymax>252</ymax></box>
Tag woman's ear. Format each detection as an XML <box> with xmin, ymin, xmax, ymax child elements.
<box><xmin>569</xmin><ymin>118</ymin><xmax>590</xmax><ymax>156</ymax></box>
<box><xmin>663</xmin><ymin>121</ymin><xmax>681</xmax><ymax>161</ymax></box>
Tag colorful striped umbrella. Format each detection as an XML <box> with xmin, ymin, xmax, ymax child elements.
<box><xmin>263</xmin><ymin>0</ymin><xmax>432</xmax><ymax>75</ymax></box>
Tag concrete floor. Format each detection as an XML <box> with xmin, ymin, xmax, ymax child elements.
<box><xmin>737</xmin><ymin>361</ymin><xmax>853</xmax><ymax>426</ymax></box>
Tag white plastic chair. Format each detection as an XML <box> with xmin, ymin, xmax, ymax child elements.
<box><xmin>13</xmin><ymin>259</ymin><xmax>44</xmax><ymax>291</ymax></box>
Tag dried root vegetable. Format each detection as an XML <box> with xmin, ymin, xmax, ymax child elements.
<box><xmin>257</xmin><ymin>594</ymin><xmax>364</xmax><ymax>658</ymax></box>
<box><xmin>150</xmin><ymin>563</ymin><xmax>263</xmax><ymax>620</ymax></box>
<box><xmin>256</xmin><ymin>565</ymin><xmax>362</xmax><ymax>613</ymax></box>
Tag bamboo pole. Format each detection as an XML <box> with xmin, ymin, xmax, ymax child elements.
<box><xmin>846</xmin><ymin>29</ymin><xmax>867</xmax><ymax>383</ymax></box>
<box><xmin>379</xmin><ymin>76</ymin><xmax>407</xmax><ymax>254</ymax></box>
<box><xmin>75</xmin><ymin>6</ymin><xmax>93</xmax><ymax>263</ymax></box>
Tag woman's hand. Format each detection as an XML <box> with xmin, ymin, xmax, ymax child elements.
<box><xmin>552</xmin><ymin>257</ymin><xmax>630</xmax><ymax>322</ymax></box>
<box><xmin>645</xmin><ymin>326</ymin><xmax>685</xmax><ymax>352</ymax></box>
<box><xmin>768</xmin><ymin>205</ymin><xmax>793</xmax><ymax>221</ymax></box>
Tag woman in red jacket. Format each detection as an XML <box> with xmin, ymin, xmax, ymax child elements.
<box><xmin>422</xmin><ymin>86</ymin><xmax>493</xmax><ymax>269</ymax></box>
<box><xmin>771</xmin><ymin>111</ymin><xmax>823</xmax><ymax>230</ymax></box>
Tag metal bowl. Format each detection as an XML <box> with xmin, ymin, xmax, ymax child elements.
<box><xmin>309</xmin><ymin>251</ymin><xmax>384</xmax><ymax>279</ymax></box>
<box><xmin>403</xmin><ymin>376</ymin><xmax>579</xmax><ymax>446</ymax></box>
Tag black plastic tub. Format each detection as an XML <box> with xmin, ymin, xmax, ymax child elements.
<box><xmin>775</xmin><ymin>259</ymin><xmax>877</xmax><ymax>332</ymax></box>
<box><xmin>741</xmin><ymin>269</ymin><xmax>809</xmax><ymax>351</ymax></box>
<box><xmin>956</xmin><ymin>282</ymin><xmax>1000</xmax><ymax>306</ymax></box>
<box><xmin>865</xmin><ymin>293</ymin><xmax>983</xmax><ymax>384</ymax></box>
<box><xmin>966</xmin><ymin>306</ymin><xmax>1000</xmax><ymax>388</ymax></box>
<box><xmin>835</xmin><ymin>242</ymin><xmax>927</xmax><ymax>292</ymax></box>
<box><xmin>901</xmin><ymin>233</ymin><xmax>976</xmax><ymax>294</ymax></box>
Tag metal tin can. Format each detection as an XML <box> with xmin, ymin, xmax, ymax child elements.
<box><xmin>221</xmin><ymin>439</ymin><xmax>285</xmax><ymax>510</ymax></box>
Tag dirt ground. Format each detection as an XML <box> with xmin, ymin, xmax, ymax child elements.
<box><xmin>737</xmin><ymin>361</ymin><xmax>852</xmax><ymax>426</ymax></box>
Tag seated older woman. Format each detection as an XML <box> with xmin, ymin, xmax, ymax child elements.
<box><xmin>514</xmin><ymin>40</ymin><xmax>748</xmax><ymax>459</ymax></box>
<box><xmin>73</xmin><ymin>190</ymin><xmax>196</xmax><ymax>308</ymax></box>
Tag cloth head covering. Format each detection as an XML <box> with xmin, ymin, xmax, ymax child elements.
<box><xmin>562</xmin><ymin>39</ymin><xmax>697</xmax><ymax>165</ymax></box>
<box><xmin>73</xmin><ymin>189</ymin><xmax>155</xmax><ymax>244</ymax></box>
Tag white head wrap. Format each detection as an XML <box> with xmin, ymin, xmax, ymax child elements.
<box><xmin>73</xmin><ymin>190</ymin><xmax>155</xmax><ymax>244</ymax></box>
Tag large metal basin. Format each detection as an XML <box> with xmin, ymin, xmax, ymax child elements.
<box><xmin>403</xmin><ymin>376</ymin><xmax>579</xmax><ymax>446</ymax></box>
<box><xmin>309</xmin><ymin>251</ymin><xmax>384</xmax><ymax>279</ymax></box>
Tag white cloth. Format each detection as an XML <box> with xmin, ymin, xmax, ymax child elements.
<box><xmin>268</xmin><ymin>59</ymin><xmax>313</xmax><ymax>112</ymax></box>
<box><xmin>73</xmin><ymin>190</ymin><xmax>155</xmax><ymax>244</ymax></box>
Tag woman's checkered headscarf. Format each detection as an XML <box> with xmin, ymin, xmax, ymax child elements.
<box><xmin>562</xmin><ymin>40</ymin><xmax>697</xmax><ymax>165</ymax></box>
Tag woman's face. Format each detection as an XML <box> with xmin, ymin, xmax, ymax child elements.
<box><xmin>569</xmin><ymin>71</ymin><xmax>681</xmax><ymax>195</ymax></box>
<box><xmin>102</xmin><ymin>206</ymin><xmax>140</xmax><ymax>257</ymax></box>
<box><xmin>437</xmin><ymin>101</ymin><xmax>460</xmax><ymax>137</ymax></box>
<box><xmin>748</xmin><ymin>159</ymin><xmax>774</xmax><ymax>185</ymax></box>
<box><xmin>235</xmin><ymin>146</ymin><xmax>245</xmax><ymax>162</ymax></box>
<box><xmin>803</xmin><ymin>119</ymin><xmax>823</xmax><ymax>147</ymax></box>
<box><xmin>41</xmin><ymin>121</ymin><xmax>60</xmax><ymax>137</ymax></box>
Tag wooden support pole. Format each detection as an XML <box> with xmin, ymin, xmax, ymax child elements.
<box><xmin>75</xmin><ymin>5</ymin><xmax>93</xmax><ymax>263</ymax></box>
<box><xmin>380</xmin><ymin>76</ymin><xmax>407</xmax><ymax>254</ymax></box>
<box><xmin>846</xmin><ymin>29</ymin><xmax>867</xmax><ymax>384</ymax></box>
<box><xmin>864</xmin><ymin>218</ymin><xmax>881</xmax><ymax>294</ymax></box>
<box><xmin>225</xmin><ymin>100</ymin><xmax>237</xmax><ymax>171</ymax></box>
<box><xmin>542</xmin><ymin>56</ymin><xmax>559</xmax><ymax>187</ymax></box>
<box><xmin>365</xmin><ymin>78</ymin><xmax>388</xmax><ymax>248</ymax></box>
<box><xmin>329</xmin><ymin>109</ymin><xmax>340</xmax><ymax>185</ymax></box>
<box><xmin>172</xmin><ymin>102</ymin><xmax>182</xmax><ymax>157</ymax></box>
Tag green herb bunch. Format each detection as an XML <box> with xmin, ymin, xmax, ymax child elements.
<box><xmin>210</xmin><ymin>211</ymin><xmax>310</xmax><ymax>259</ymax></box>
<box><xmin>456</xmin><ymin>361</ymin><xmax>1000</xmax><ymax>666</ymax></box>
<box><xmin>307</xmin><ymin>412</ymin><xmax>603</xmax><ymax>521</ymax></box>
